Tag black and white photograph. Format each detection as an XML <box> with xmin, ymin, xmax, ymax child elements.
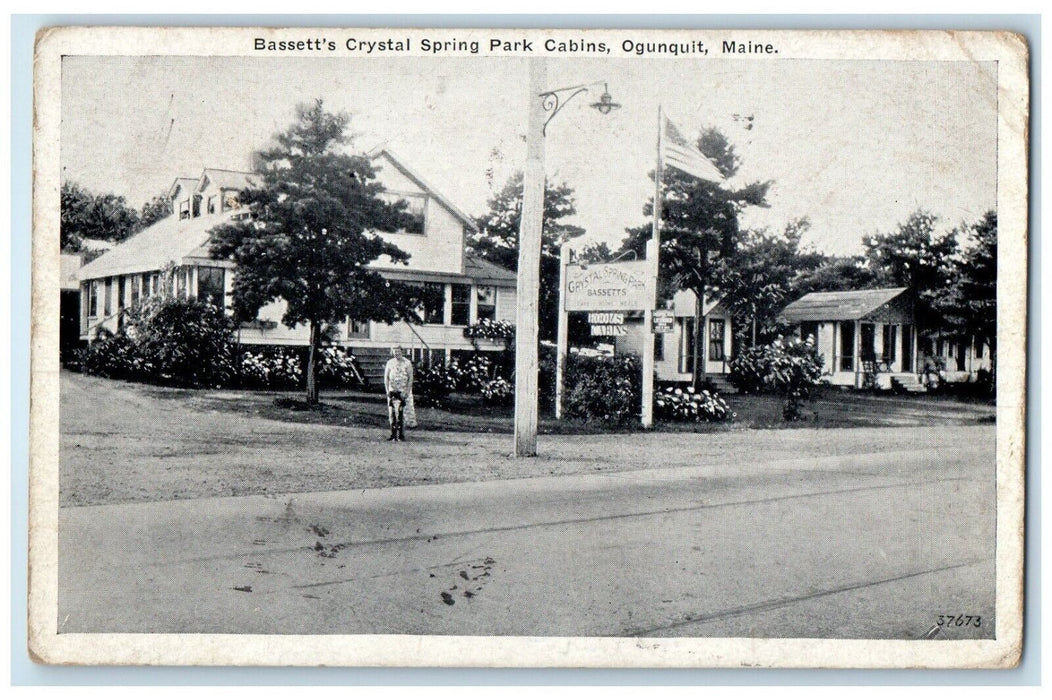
<box><xmin>29</xmin><ymin>27</ymin><xmax>1027</xmax><ymax>668</ymax></box>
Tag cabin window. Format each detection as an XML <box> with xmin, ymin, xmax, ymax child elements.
<box><xmin>839</xmin><ymin>321</ymin><xmax>855</xmax><ymax>371</ymax></box>
<box><xmin>882</xmin><ymin>324</ymin><xmax>897</xmax><ymax>365</ymax></box>
<box><xmin>419</xmin><ymin>282</ymin><xmax>445</xmax><ymax>324</ymax></box>
<box><xmin>87</xmin><ymin>280</ymin><xmax>99</xmax><ymax>317</ymax></box>
<box><xmin>197</xmin><ymin>267</ymin><xmax>225</xmax><ymax>307</ymax></box>
<box><xmin>476</xmin><ymin>286</ymin><xmax>496</xmax><ymax>321</ymax></box>
<box><xmin>103</xmin><ymin>278</ymin><xmax>113</xmax><ymax>316</ymax></box>
<box><xmin>451</xmin><ymin>284</ymin><xmax>471</xmax><ymax>325</ymax></box>
<box><xmin>130</xmin><ymin>275</ymin><xmax>140</xmax><ymax>308</ymax></box>
<box><xmin>679</xmin><ymin>318</ymin><xmax>696</xmax><ymax>374</ymax></box>
<box><xmin>192</xmin><ymin>195</ymin><xmax>202</xmax><ymax>218</ymax></box>
<box><xmin>207</xmin><ymin>195</ymin><xmax>217</xmax><ymax>214</ymax></box>
<box><xmin>708</xmin><ymin>319</ymin><xmax>726</xmax><ymax>361</ymax></box>
<box><xmin>179</xmin><ymin>200</ymin><xmax>191</xmax><ymax>220</ymax></box>
<box><xmin>379</xmin><ymin>191</ymin><xmax>427</xmax><ymax>234</ymax></box>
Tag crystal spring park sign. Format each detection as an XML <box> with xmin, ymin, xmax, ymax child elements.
<box><xmin>564</xmin><ymin>261</ymin><xmax>650</xmax><ymax>312</ymax></box>
<box><xmin>555</xmin><ymin>257</ymin><xmax>655</xmax><ymax>421</ymax></box>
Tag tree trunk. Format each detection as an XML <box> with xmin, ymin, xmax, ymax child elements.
<box><xmin>306</xmin><ymin>320</ymin><xmax>320</xmax><ymax>405</ymax></box>
<box><xmin>692</xmin><ymin>291</ymin><xmax>705</xmax><ymax>390</ymax></box>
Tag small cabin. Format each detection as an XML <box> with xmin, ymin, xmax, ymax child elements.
<box><xmin>779</xmin><ymin>287</ymin><xmax>919</xmax><ymax>389</ymax></box>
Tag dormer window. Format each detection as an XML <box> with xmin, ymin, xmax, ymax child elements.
<box><xmin>192</xmin><ymin>195</ymin><xmax>202</xmax><ymax>218</ymax></box>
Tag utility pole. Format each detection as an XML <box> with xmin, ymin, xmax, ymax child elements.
<box><xmin>514</xmin><ymin>59</ymin><xmax>547</xmax><ymax>457</ymax></box>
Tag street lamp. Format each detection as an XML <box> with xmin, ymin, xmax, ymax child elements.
<box><xmin>514</xmin><ymin>62</ymin><xmax>619</xmax><ymax>458</ymax></box>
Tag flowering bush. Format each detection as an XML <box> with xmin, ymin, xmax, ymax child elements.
<box><xmin>318</xmin><ymin>347</ymin><xmax>366</xmax><ymax>388</ymax></box>
<box><xmin>237</xmin><ymin>348</ymin><xmax>303</xmax><ymax>390</ymax></box>
<box><xmin>480</xmin><ymin>377</ymin><xmax>514</xmax><ymax>406</ymax></box>
<box><xmin>414</xmin><ymin>363</ymin><xmax>459</xmax><ymax>407</ymax></box>
<box><xmin>81</xmin><ymin>298</ymin><xmax>237</xmax><ymax>387</ymax></box>
<box><xmin>464</xmin><ymin>319</ymin><xmax>515</xmax><ymax>342</ymax></box>
<box><xmin>729</xmin><ymin>336</ymin><xmax>824</xmax><ymax>421</ymax></box>
<box><xmin>563</xmin><ymin>353</ymin><xmax>642</xmax><ymax>425</ymax></box>
<box><xmin>654</xmin><ymin>386</ymin><xmax>733</xmax><ymax>423</ymax></box>
<box><xmin>450</xmin><ymin>354</ymin><xmax>495</xmax><ymax>393</ymax></box>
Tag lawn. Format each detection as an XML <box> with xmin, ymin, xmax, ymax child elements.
<box><xmin>60</xmin><ymin>370</ymin><xmax>996</xmax><ymax>507</ymax></box>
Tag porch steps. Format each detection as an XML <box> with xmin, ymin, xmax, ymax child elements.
<box><xmin>891</xmin><ymin>374</ymin><xmax>927</xmax><ymax>394</ymax></box>
<box><xmin>347</xmin><ymin>346</ymin><xmax>389</xmax><ymax>388</ymax></box>
<box><xmin>702</xmin><ymin>375</ymin><xmax>737</xmax><ymax>396</ymax></box>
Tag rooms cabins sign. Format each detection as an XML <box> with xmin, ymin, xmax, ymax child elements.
<box><xmin>564</xmin><ymin>261</ymin><xmax>649</xmax><ymax>335</ymax></box>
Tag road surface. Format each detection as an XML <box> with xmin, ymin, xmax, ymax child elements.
<box><xmin>59</xmin><ymin>430</ymin><xmax>995</xmax><ymax>639</ymax></box>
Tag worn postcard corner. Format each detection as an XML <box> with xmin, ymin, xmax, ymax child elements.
<box><xmin>28</xmin><ymin>25</ymin><xmax>1028</xmax><ymax>669</ymax></box>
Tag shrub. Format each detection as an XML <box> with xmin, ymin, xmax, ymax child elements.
<box><xmin>654</xmin><ymin>386</ymin><xmax>733</xmax><ymax>423</ymax></box>
<box><xmin>562</xmin><ymin>353</ymin><xmax>642</xmax><ymax>425</ymax></box>
<box><xmin>414</xmin><ymin>363</ymin><xmax>458</xmax><ymax>407</ymax></box>
<box><xmin>81</xmin><ymin>298</ymin><xmax>237</xmax><ymax>388</ymax></box>
<box><xmin>463</xmin><ymin>319</ymin><xmax>515</xmax><ymax>342</ymax></box>
<box><xmin>236</xmin><ymin>347</ymin><xmax>303</xmax><ymax>390</ymax></box>
<box><xmin>129</xmin><ymin>298</ymin><xmax>237</xmax><ymax>387</ymax></box>
<box><xmin>318</xmin><ymin>347</ymin><xmax>367</xmax><ymax>389</ymax></box>
<box><xmin>480</xmin><ymin>377</ymin><xmax>514</xmax><ymax>406</ymax></box>
<box><xmin>452</xmin><ymin>354</ymin><xmax>495</xmax><ymax>393</ymax></box>
<box><xmin>81</xmin><ymin>328</ymin><xmax>151</xmax><ymax>381</ymax></box>
<box><xmin>727</xmin><ymin>337</ymin><xmax>824</xmax><ymax>421</ymax></box>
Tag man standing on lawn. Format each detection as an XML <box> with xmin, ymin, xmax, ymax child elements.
<box><xmin>383</xmin><ymin>345</ymin><xmax>414</xmax><ymax>442</ymax></box>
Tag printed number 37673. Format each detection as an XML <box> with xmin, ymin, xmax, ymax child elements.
<box><xmin>937</xmin><ymin>615</ymin><xmax>981</xmax><ymax>627</ymax></box>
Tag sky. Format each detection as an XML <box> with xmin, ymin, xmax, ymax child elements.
<box><xmin>61</xmin><ymin>55</ymin><xmax>997</xmax><ymax>256</ymax></box>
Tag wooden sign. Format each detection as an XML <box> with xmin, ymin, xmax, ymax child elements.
<box><xmin>564</xmin><ymin>261</ymin><xmax>649</xmax><ymax>311</ymax></box>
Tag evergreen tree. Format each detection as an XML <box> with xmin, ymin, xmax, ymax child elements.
<box><xmin>209</xmin><ymin>99</ymin><xmax>432</xmax><ymax>404</ymax></box>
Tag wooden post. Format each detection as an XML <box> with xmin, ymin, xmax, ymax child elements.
<box><xmin>555</xmin><ymin>245</ymin><xmax>570</xmax><ymax>420</ymax></box>
<box><xmin>514</xmin><ymin>59</ymin><xmax>547</xmax><ymax>457</ymax></box>
<box><xmin>641</xmin><ymin>239</ymin><xmax>657</xmax><ymax>428</ymax></box>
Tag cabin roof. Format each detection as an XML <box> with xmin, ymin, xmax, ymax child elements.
<box><xmin>780</xmin><ymin>287</ymin><xmax>910</xmax><ymax>322</ymax></box>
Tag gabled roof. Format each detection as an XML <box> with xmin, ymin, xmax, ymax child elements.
<box><xmin>367</xmin><ymin>146</ymin><xmax>478</xmax><ymax>233</ymax></box>
<box><xmin>464</xmin><ymin>254</ymin><xmax>516</xmax><ymax>283</ymax></box>
<box><xmin>780</xmin><ymin>287</ymin><xmax>910</xmax><ymax>323</ymax></box>
<box><xmin>168</xmin><ymin>177</ymin><xmax>199</xmax><ymax>201</ymax></box>
<box><xmin>78</xmin><ymin>212</ymin><xmax>235</xmax><ymax>280</ymax></box>
<box><xmin>199</xmin><ymin>168</ymin><xmax>256</xmax><ymax>192</ymax></box>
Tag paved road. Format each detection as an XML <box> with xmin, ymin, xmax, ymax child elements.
<box><xmin>59</xmin><ymin>428</ymin><xmax>995</xmax><ymax>639</ymax></box>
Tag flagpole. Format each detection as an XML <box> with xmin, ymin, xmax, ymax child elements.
<box><xmin>641</xmin><ymin>105</ymin><xmax>663</xmax><ymax>428</ymax></box>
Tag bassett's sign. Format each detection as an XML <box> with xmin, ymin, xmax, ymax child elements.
<box><xmin>564</xmin><ymin>261</ymin><xmax>649</xmax><ymax>311</ymax></box>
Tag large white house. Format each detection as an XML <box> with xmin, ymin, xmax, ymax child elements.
<box><xmin>77</xmin><ymin>148</ymin><xmax>517</xmax><ymax>379</ymax></box>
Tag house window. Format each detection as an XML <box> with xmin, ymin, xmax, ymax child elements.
<box><xmin>130</xmin><ymin>275</ymin><xmax>140</xmax><ymax>308</ymax></box>
<box><xmin>103</xmin><ymin>278</ymin><xmax>113</xmax><ymax>316</ymax></box>
<box><xmin>197</xmin><ymin>267</ymin><xmax>225</xmax><ymax>307</ymax></box>
<box><xmin>839</xmin><ymin>321</ymin><xmax>855</xmax><ymax>371</ymax></box>
<box><xmin>179</xmin><ymin>200</ymin><xmax>191</xmax><ymax>220</ymax></box>
<box><xmin>87</xmin><ymin>280</ymin><xmax>99</xmax><ymax>317</ymax></box>
<box><xmin>379</xmin><ymin>191</ymin><xmax>427</xmax><ymax>234</ymax></box>
<box><xmin>679</xmin><ymin>318</ymin><xmax>695</xmax><ymax>374</ymax></box>
<box><xmin>451</xmin><ymin>284</ymin><xmax>471</xmax><ymax>325</ymax></box>
<box><xmin>347</xmin><ymin>318</ymin><xmax>370</xmax><ymax>338</ymax></box>
<box><xmin>420</xmin><ymin>282</ymin><xmax>445</xmax><ymax>324</ymax></box>
<box><xmin>882</xmin><ymin>324</ymin><xmax>897</xmax><ymax>366</ymax></box>
<box><xmin>476</xmin><ymin>286</ymin><xmax>496</xmax><ymax>321</ymax></box>
<box><xmin>708</xmin><ymin>319</ymin><xmax>726</xmax><ymax>362</ymax></box>
<box><xmin>192</xmin><ymin>195</ymin><xmax>202</xmax><ymax>218</ymax></box>
<box><xmin>207</xmin><ymin>195</ymin><xmax>217</xmax><ymax>214</ymax></box>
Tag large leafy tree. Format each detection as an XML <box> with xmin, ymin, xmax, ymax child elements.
<box><xmin>716</xmin><ymin>217</ymin><xmax>825</xmax><ymax>346</ymax></box>
<box><xmin>139</xmin><ymin>192</ymin><xmax>174</xmax><ymax>229</ymax></box>
<box><xmin>209</xmin><ymin>99</ymin><xmax>430</xmax><ymax>404</ymax></box>
<box><xmin>934</xmin><ymin>210</ymin><xmax>997</xmax><ymax>385</ymax></box>
<box><xmin>862</xmin><ymin>209</ymin><xmax>960</xmax><ymax>331</ymax></box>
<box><xmin>60</xmin><ymin>181</ymin><xmax>142</xmax><ymax>251</ymax></box>
<box><xmin>469</xmin><ymin>172</ymin><xmax>585</xmax><ymax>342</ymax></box>
<box><xmin>617</xmin><ymin>126</ymin><xmax>771</xmax><ymax>386</ymax></box>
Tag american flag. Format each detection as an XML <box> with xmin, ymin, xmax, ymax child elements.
<box><xmin>662</xmin><ymin>116</ymin><xmax>725</xmax><ymax>184</ymax></box>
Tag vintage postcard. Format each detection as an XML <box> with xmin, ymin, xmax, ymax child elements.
<box><xmin>29</xmin><ymin>26</ymin><xmax>1028</xmax><ymax>667</ymax></box>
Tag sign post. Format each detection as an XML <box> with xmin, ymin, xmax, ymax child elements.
<box><xmin>555</xmin><ymin>246</ymin><xmax>570</xmax><ymax>420</ymax></box>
